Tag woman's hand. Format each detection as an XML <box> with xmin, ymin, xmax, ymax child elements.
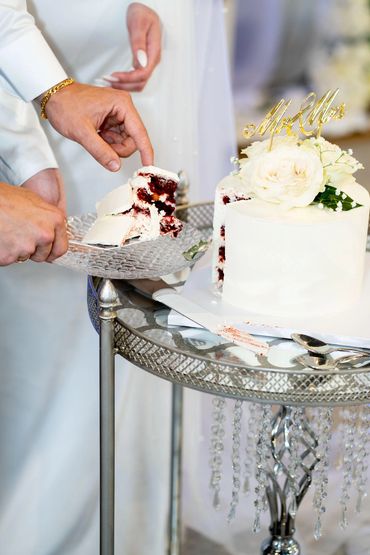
<box><xmin>104</xmin><ymin>2</ymin><xmax>162</xmax><ymax>92</ymax></box>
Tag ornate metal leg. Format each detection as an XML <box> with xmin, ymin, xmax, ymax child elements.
<box><xmin>261</xmin><ymin>406</ymin><xmax>320</xmax><ymax>555</ymax></box>
<box><xmin>168</xmin><ymin>383</ymin><xmax>184</xmax><ymax>555</ymax></box>
<box><xmin>99</xmin><ymin>280</ymin><xmax>120</xmax><ymax>555</ymax></box>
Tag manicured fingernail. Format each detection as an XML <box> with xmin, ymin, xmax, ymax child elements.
<box><xmin>102</xmin><ymin>74</ymin><xmax>120</xmax><ymax>82</ymax></box>
<box><xmin>107</xmin><ymin>160</ymin><xmax>120</xmax><ymax>171</ymax></box>
<box><xmin>137</xmin><ymin>49</ymin><xmax>148</xmax><ymax>68</ymax></box>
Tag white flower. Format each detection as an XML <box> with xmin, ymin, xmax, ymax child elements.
<box><xmin>239</xmin><ymin>144</ymin><xmax>324</xmax><ymax>209</ymax></box>
<box><xmin>301</xmin><ymin>137</ymin><xmax>363</xmax><ymax>189</ymax></box>
<box><xmin>240</xmin><ymin>136</ymin><xmax>298</xmax><ymax>162</ymax></box>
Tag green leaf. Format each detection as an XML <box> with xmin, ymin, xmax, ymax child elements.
<box><xmin>183</xmin><ymin>240</ymin><xmax>210</xmax><ymax>261</ymax></box>
<box><xmin>313</xmin><ymin>184</ymin><xmax>362</xmax><ymax>212</ymax></box>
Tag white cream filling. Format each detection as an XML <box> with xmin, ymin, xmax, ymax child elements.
<box><xmin>134</xmin><ymin>165</ymin><xmax>179</xmax><ymax>183</ymax></box>
<box><xmin>96</xmin><ymin>182</ymin><xmax>133</xmax><ymax>217</ymax></box>
<box><xmin>83</xmin><ymin>215</ymin><xmax>134</xmax><ymax>246</ymax></box>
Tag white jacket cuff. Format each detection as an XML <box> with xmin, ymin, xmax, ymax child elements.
<box><xmin>0</xmin><ymin>85</ymin><xmax>58</xmax><ymax>185</ymax></box>
<box><xmin>0</xmin><ymin>27</ymin><xmax>68</xmax><ymax>101</ymax></box>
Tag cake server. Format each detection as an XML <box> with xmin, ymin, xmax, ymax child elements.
<box><xmin>127</xmin><ymin>278</ymin><xmax>269</xmax><ymax>355</ymax></box>
<box><xmin>291</xmin><ymin>333</ymin><xmax>370</xmax><ymax>357</ymax></box>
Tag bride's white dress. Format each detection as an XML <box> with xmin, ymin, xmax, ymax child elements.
<box><xmin>0</xmin><ymin>1</ymin><xmax>235</xmax><ymax>554</ymax></box>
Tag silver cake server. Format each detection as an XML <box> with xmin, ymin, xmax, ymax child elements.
<box><xmin>127</xmin><ymin>278</ymin><xmax>269</xmax><ymax>355</ymax></box>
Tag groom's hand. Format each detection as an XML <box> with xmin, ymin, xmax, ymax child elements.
<box><xmin>104</xmin><ymin>2</ymin><xmax>162</xmax><ymax>92</ymax></box>
<box><xmin>22</xmin><ymin>168</ymin><xmax>66</xmax><ymax>213</ymax></box>
<box><xmin>42</xmin><ymin>82</ymin><xmax>154</xmax><ymax>171</ymax></box>
<box><xmin>0</xmin><ymin>182</ymin><xmax>68</xmax><ymax>265</ymax></box>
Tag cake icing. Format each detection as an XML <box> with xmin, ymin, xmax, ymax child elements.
<box><xmin>84</xmin><ymin>166</ymin><xmax>183</xmax><ymax>246</ymax></box>
<box><xmin>213</xmin><ymin>136</ymin><xmax>370</xmax><ymax>317</ymax></box>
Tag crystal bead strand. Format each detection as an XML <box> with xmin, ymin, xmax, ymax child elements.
<box><xmin>227</xmin><ymin>399</ymin><xmax>244</xmax><ymax>521</ymax></box>
<box><xmin>335</xmin><ymin>407</ymin><xmax>345</xmax><ymax>470</ymax></box>
<box><xmin>312</xmin><ymin>407</ymin><xmax>333</xmax><ymax>540</ymax></box>
<box><xmin>209</xmin><ymin>397</ymin><xmax>226</xmax><ymax>509</ymax></box>
<box><xmin>287</xmin><ymin>407</ymin><xmax>305</xmax><ymax>518</ymax></box>
<box><xmin>353</xmin><ymin>405</ymin><xmax>370</xmax><ymax>513</ymax></box>
<box><xmin>339</xmin><ymin>407</ymin><xmax>358</xmax><ymax>529</ymax></box>
<box><xmin>253</xmin><ymin>404</ymin><xmax>273</xmax><ymax>533</ymax></box>
<box><xmin>243</xmin><ymin>403</ymin><xmax>258</xmax><ymax>495</ymax></box>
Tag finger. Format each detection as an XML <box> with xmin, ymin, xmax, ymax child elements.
<box><xmin>110</xmin><ymin>137</ymin><xmax>137</xmax><ymax>158</ymax></box>
<box><xmin>16</xmin><ymin>249</ymin><xmax>33</xmax><ymax>262</ymax></box>
<box><xmin>30</xmin><ymin>242</ymin><xmax>53</xmax><ymax>263</ymax></box>
<box><xmin>146</xmin><ymin>22</ymin><xmax>162</xmax><ymax>71</ymax></box>
<box><xmin>75</xmin><ymin>122</ymin><xmax>121</xmax><ymax>172</ymax></box>
<box><xmin>107</xmin><ymin>69</ymin><xmax>149</xmax><ymax>84</ymax></box>
<box><xmin>118</xmin><ymin>106</ymin><xmax>153</xmax><ymax>165</ymax></box>
<box><xmin>47</xmin><ymin>222</ymin><xmax>69</xmax><ymax>262</ymax></box>
<box><xmin>110</xmin><ymin>81</ymin><xmax>147</xmax><ymax>92</ymax></box>
<box><xmin>128</xmin><ymin>20</ymin><xmax>149</xmax><ymax>68</ymax></box>
<box><xmin>100</xmin><ymin>129</ymin><xmax>126</xmax><ymax>145</ymax></box>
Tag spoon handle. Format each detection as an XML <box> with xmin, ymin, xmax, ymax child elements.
<box><xmin>337</xmin><ymin>354</ymin><xmax>370</xmax><ymax>367</ymax></box>
<box><xmin>336</xmin><ymin>346</ymin><xmax>370</xmax><ymax>356</ymax></box>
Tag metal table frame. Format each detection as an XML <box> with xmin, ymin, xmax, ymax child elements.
<box><xmin>93</xmin><ymin>201</ymin><xmax>370</xmax><ymax>555</ymax></box>
<box><xmin>98</xmin><ymin>279</ymin><xmax>184</xmax><ymax>555</ymax></box>
<box><xmin>96</xmin><ymin>277</ymin><xmax>370</xmax><ymax>555</ymax></box>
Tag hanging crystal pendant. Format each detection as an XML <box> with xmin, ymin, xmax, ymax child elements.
<box><xmin>312</xmin><ymin>407</ymin><xmax>333</xmax><ymax>539</ymax></box>
<box><xmin>243</xmin><ymin>402</ymin><xmax>258</xmax><ymax>495</ymax></box>
<box><xmin>339</xmin><ymin>407</ymin><xmax>358</xmax><ymax>529</ymax></box>
<box><xmin>228</xmin><ymin>399</ymin><xmax>244</xmax><ymax>521</ymax></box>
<box><xmin>209</xmin><ymin>397</ymin><xmax>226</xmax><ymax>510</ymax></box>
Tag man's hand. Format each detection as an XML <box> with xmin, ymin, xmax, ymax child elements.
<box><xmin>43</xmin><ymin>82</ymin><xmax>154</xmax><ymax>172</ymax></box>
<box><xmin>0</xmin><ymin>182</ymin><xmax>68</xmax><ymax>265</ymax></box>
<box><xmin>104</xmin><ymin>2</ymin><xmax>161</xmax><ymax>92</ymax></box>
<box><xmin>22</xmin><ymin>168</ymin><xmax>66</xmax><ymax>212</ymax></box>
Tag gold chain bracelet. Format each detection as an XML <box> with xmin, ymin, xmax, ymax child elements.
<box><xmin>40</xmin><ymin>77</ymin><xmax>75</xmax><ymax>120</ymax></box>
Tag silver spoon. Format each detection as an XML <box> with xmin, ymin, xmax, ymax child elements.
<box><xmin>291</xmin><ymin>333</ymin><xmax>370</xmax><ymax>357</ymax></box>
<box><xmin>295</xmin><ymin>353</ymin><xmax>370</xmax><ymax>371</ymax></box>
<box><xmin>295</xmin><ymin>353</ymin><xmax>337</xmax><ymax>371</ymax></box>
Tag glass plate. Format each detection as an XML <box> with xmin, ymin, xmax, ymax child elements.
<box><xmin>54</xmin><ymin>212</ymin><xmax>205</xmax><ymax>279</ymax></box>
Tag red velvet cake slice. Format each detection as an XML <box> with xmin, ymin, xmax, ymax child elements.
<box><xmin>83</xmin><ymin>166</ymin><xmax>183</xmax><ymax>246</ymax></box>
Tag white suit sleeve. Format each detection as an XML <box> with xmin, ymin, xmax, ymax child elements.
<box><xmin>0</xmin><ymin>86</ymin><xmax>58</xmax><ymax>185</ymax></box>
<box><xmin>0</xmin><ymin>0</ymin><xmax>67</xmax><ymax>101</ymax></box>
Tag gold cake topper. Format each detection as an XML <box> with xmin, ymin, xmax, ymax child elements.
<box><xmin>242</xmin><ymin>89</ymin><xmax>345</xmax><ymax>145</ymax></box>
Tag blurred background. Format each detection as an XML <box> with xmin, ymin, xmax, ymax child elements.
<box><xmin>224</xmin><ymin>0</ymin><xmax>370</xmax><ymax>187</ymax></box>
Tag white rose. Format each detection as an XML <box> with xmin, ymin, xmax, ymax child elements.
<box><xmin>301</xmin><ymin>137</ymin><xmax>364</xmax><ymax>189</ymax></box>
<box><xmin>240</xmin><ymin>136</ymin><xmax>299</xmax><ymax>162</ymax></box>
<box><xmin>240</xmin><ymin>145</ymin><xmax>324</xmax><ymax>208</ymax></box>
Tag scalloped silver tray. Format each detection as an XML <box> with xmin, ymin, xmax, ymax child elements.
<box><xmin>86</xmin><ymin>202</ymin><xmax>370</xmax><ymax>406</ymax></box>
<box><xmin>54</xmin><ymin>212</ymin><xmax>205</xmax><ymax>279</ymax></box>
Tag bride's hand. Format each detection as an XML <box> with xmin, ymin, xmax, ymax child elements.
<box><xmin>104</xmin><ymin>2</ymin><xmax>161</xmax><ymax>92</ymax></box>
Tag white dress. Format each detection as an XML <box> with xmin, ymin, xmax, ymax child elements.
<box><xmin>0</xmin><ymin>1</ymin><xmax>235</xmax><ymax>554</ymax></box>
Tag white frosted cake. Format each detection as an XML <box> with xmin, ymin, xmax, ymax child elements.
<box><xmin>213</xmin><ymin>136</ymin><xmax>370</xmax><ymax>317</ymax></box>
<box><xmin>84</xmin><ymin>166</ymin><xmax>183</xmax><ymax>246</ymax></box>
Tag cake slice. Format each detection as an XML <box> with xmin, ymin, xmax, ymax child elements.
<box><xmin>83</xmin><ymin>166</ymin><xmax>183</xmax><ymax>246</ymax></box>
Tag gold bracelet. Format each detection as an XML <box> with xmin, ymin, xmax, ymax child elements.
<box><xmin>40</xmin><ymin>77</ymin><xmax>75</xmax><ymax>120</ymax></box>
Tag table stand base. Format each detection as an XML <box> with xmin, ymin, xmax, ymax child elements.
<box><xmin>168</xmin><ymin>384</ymin><xmax>184</xmax><ymax>555</ymax></box>
<box><xmin>261</xmin><ymin>536</ymin><xmax>300</xmax><ymax>555</ymax></box>
<box><xmin>99</xmin><ymin>280</ymin><xmax>119</xmax><ymax>555</ymax></box>
<box><xmin>258</xmin><ymin>406</ymin><xmax>319</xmax><ymax>555</ymax></box>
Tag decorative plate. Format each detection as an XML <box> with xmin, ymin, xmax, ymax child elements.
<box><xmin>54</xmin><ymin>212</ymin><xmax>206</xmax><ymax>279</ymax></box>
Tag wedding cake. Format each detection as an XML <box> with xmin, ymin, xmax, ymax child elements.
<box><xmin>83</xmin><ymin>166</ymin><xmax>183</xmax><ymax>246</ymax></box>
<box><xmin>212</xmin><ymin>136</ymin><xmax>370</xmax><ymax>317</ymax></box>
